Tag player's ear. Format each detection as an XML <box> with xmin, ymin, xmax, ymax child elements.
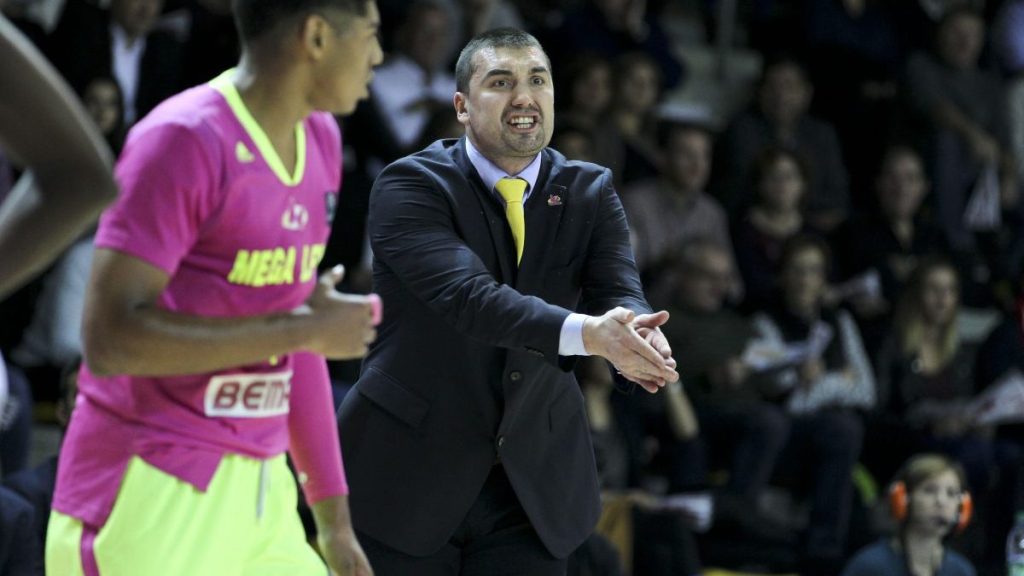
<box><xmin>301</xmin><ymin>13</ymin><xmax>332</xmax><ymax>58</ymax></box>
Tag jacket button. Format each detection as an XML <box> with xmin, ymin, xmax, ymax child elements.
<box><xmin>497</xmin><ymin>436</ymin><xmax>505</xmax><ymax>448</ymax></box>
<box><xmin>509</xmin><ymin>371</ymin><xmax>522</xmax><ymax>381</ymax></box>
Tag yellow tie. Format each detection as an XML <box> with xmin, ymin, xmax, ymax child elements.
<box><xmin>495</xmin><ymin>177</ymin><xmax>527</xmax><ymax>265</ymax></box>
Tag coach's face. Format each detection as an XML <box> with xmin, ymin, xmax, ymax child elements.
<box><xmin>454</xmin><ymin>46</ymin><xmax>554</xmax><ymax>171</ymax></box>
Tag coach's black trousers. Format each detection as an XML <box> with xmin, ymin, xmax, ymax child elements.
<box><xmin>358</xmin><ymin>464</ymin><xmax>566</xmax><ymax>576</ymax></box>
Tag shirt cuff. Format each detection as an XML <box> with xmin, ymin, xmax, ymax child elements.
<box><xmin>558</xmin><ymin>313</ymin><xmax>590</xmax><ymax>357</ymax></box>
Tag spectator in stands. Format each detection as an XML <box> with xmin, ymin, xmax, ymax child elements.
<box><xmin>732</xmin><ymin>147</ymin><xmax>815</xmax><ymax>312</ymax></box>
<box><xmin>651</xmin><ymin>239</ymin><xmax>793</xmax><ymax>546</ymax></box>
<box><xmin>831</xmin><ymin>145</ymin><xmax>946</xmax><ymax>355</ymax></box>
<box><xmin>10</xmin><ymin>235</ymin><xmax>92</xmax><ymax>396</ymax></box>
<box><xmin>874</xmin><ymin>258</ymin><xmax>984</xmax><ymax>476</ymax></box>
<box><xmin>49</xmin><ymin>0</ymin><xmax>184</xmax><ymax>125</ymax></box>
<box><xmin>841</xmin><ymin>453</ymin><xmax>976</xmax><ymax>576</ymax></box>
<box><xmin>802</xmin><ymin>0</ymin><xmax>901</xmax><ymax>203</ymax></box>
<box><xmin>412</xmin><ymin>103</ymin><xmax>464</xmax><ymax>151</ymax></box>
<box><xmin>621</xmin><ymin>122</ymin><xmax>733</xmax><ymax>279</ymax></box>
<box><xmin>450</xmin><ymin>0</ymin><xmax>524</xmax><ymax>64</ymax></box>
<box><xmin>549</xmin><ymin>0</ymin><xmax>683</xmax><ymax>91</ymax></box>
<box><xmin>607</xmin><ymin>51</ymin><xmax>663</xmax><ymax>186</ymax></box>
<box><xmin>609</xmin><ymin>335</ymin><xmax>700</xmax><ymax>496</ymax></box>
<box><xmin>874</xmin><ymin>258</ymin><xmax>1023</xmax><ymax>569</ymax></box>
<box><xmin>551</xmin><ymin>121</ymin><xmax>595</xmax><ymax>163</ymax></box>
<box><xmin>580</xmin><ymin>356</ymin><xmax>702</xmax><ymax>576</ymax></box>
<box><xmin>0</xmin><ymin>356</ymin><xmax>32</xmax><ymax>476</ymax></box>
<box><xmin>749</xmin><ymin>235</ymin><xmax>873</xmax><ymax>575</ymax></box>
<box><xmin>556</xmin><ymin>54</ymin><xmax>619</xmax><ymax>170</ymax></box>
<box><xmin>902</xmin><ymin>6</ymin><xmax>1017</xmax><ymax>253</ymax></box>
<box><xmin>0</xmin><ymin>486</ymin><xmax>40</xmax><ymax>575</ymax></box>
<box><xmin>79</xmin><ymin>75</ymin><xmax>126</xmax><ymax>154</ymax></box>
<box><xmin>716</xmin><ymin>55</ymin><xmax>850</xmax><ymax>231</ymax></box>
<box><xmin>369</xmin><ymin>0</ymin><xmax>456</xmax><ymax>152</ymax></box>
<box><xmin>3</xmin><ymin>356</ymin><xmax>78</xmax><ymax>567</ymax></box>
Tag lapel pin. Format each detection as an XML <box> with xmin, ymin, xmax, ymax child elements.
<box><xmin>547</xmin><ymin>194</ymin><xmax>563</xmax><ymax>206</ymax></box>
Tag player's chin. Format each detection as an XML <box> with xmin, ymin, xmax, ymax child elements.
<box><xmin>328</xmin><ymin>96</ymin><xmax>360</xmax><ymax>117</ymax></box>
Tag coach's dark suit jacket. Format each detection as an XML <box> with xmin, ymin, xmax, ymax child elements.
<box><xmin>338</xmin><ymin>138</ymin><xmax>650</xmax><ymax>559</ymax></box>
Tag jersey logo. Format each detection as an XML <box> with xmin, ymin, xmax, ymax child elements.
<box><xmin>281</xmin><ymin>198</ymin><xmax>309</xmax><ymax>231</ymax></box>
<box><xmin>236</xmin><ymin>141</ymin><xmax>255</xmax><ymax>163</ymax></box>
<box><xmin>204</xmin><ymin>370</ymin><xmax>292</xmax><ymax>418</ymax></box>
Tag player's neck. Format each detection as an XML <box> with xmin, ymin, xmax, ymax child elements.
<box><xmin>232</xmin><ymin>57</ymin><xmax>310</xmax><ymax>159</ymax></box>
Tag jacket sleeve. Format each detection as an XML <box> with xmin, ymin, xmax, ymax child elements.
<box><xmin>577</xmin><ymin>170</ymin><xmax>651</xmax><ymax>317</ymax></box>
<box><xmin>369</xmin><ymin>158</ymin><xmax>569</xmax><ymax>365</ymax></box>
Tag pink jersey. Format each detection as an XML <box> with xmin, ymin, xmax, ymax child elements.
<box><xmin>54</xmin><ymin>72</ymin><xmax>346</xmax><ymax>528</ymax></box>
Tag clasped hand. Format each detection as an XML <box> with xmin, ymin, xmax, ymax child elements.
<box><xmin>583</xmin><ymin>307</ymin><xmax>678</xmax><ymax>393</ymax></box>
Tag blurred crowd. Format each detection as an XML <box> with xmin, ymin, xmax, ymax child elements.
<box><xmin>3</xmin><ymin>0</ymin><xmax>1024</xmax><ymax>575</ymax></box>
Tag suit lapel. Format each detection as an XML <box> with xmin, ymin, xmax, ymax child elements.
<box><xmin>516</xmin><ymin>150</ymin><xmax>567</xmax><ymax>293</ymax></box>
<box><xmin>451</xmin><ymin>138</ymin><xmax>516</xmax><ymax>284</ymax></box>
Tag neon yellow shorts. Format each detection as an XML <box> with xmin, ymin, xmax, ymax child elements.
<box><xmin>45</xmin><ymin>453</ymin><xmax>327</xmax><ymax>576</ymax></box>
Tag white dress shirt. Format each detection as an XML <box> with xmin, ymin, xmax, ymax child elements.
<box><xmin>111</xmin><ymin>24</ymin><xmax>146</xmax><ymax>125</ymax></box>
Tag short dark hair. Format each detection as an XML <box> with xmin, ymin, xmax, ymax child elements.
<box><xmin>938</xmin><ymin>4</ymin><xmax>984</xmax><ymax>30</ymax></box>
<box><xmin>753</xmin><ymin>146</ymin><xmax>810</xmax><ymax>188</ymax></box>
<box><xmin>233</xmin><ymin>0</ymin><xmax>369</xmax><ymax>43</ymax></box>
<box><xmin>672</xmin><ymin>237</ymin><xmax>732</xmax><ymax>273</ymax></box>
<box><xmin>778</xmin><ymin>233</ymin><xmax>832</xmax><ymax>275</ymax></box>
<box><xmin>455</xmin><ymin>28</ymin><xmax>547</xmax><ymax>94</ymax></box>
<box><xmin>759</xmin><ymin>52</ymin><xmax>810</xmax><ymax>88</ymax></box>
<box><xmin>656</xmin><ymin>120</ymin><xmax>712</xmax><ymax>149</ymax></box>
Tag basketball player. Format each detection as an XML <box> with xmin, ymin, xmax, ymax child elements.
<box><xmin>45</xmin><ymin>1</ymin><xmax>383</xmax><ymax>574</ymax></box>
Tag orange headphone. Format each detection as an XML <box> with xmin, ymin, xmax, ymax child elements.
<box><xmin>889</xmin><ymin>481</ymin><xmax>973</xmax><ymax>534</ymax></box>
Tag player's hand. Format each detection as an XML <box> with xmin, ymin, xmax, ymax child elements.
<box><xmin>311</xmin><ymin>495</ymin><xmax>374</xmax><ymax>576</ymax></box>
<box><xmin>305</xmin><ymin>265</ymin><xmax>377</xmax><ymax>360</ymax></box>
<box><xmin>319</xmin><ymin>528</ymin><xmax>374</xmax><ymax>576</ymax></box>
<box><xmin>583</xmin><ymin>307</ymin><xmax>678</xmax><ymax>393</ymax></box>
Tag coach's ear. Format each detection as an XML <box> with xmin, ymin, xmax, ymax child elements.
<box><xmin>454</xmin><ymin>92</ymin><xmax>470</xmax><ymax>126</ymax></box>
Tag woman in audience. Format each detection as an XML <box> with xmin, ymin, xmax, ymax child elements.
<box><xmin>556</xmin><ymin>55</ymin><xmax>619</xmax><ymax>170</ymax></box>
<box><xmin>841</xmin><ymin>453</ymin><xmax>976</xmax><ymax>576</ymax></box>
<box><xmin>831</xmin><ymin>145</ymin><xmax>946</xmax><ymax>356</ymax></box>
<box><xmin>607</xmin><ymin>51</ymin><xmax>663</xmax><ymax>187</ymax></box>
<box><xmin>79</xmin><ymin>75</ymin><xmax>125</xmax><ymax>155</ymax></box>
<box><xmin>875</xmin><ymin>258</ymin><xmax>1023</xmax><ymax>571</ymax></box>
<box><xmin>734</xmin><ymin>147</ymin><xmax>816</xmax><ymax>311</ymax></box>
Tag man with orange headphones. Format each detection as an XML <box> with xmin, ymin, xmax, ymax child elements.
<box><xmin>841</xmin><ymin>454</ymin><xmax>976</xmax><ymax>576</ymax></box>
